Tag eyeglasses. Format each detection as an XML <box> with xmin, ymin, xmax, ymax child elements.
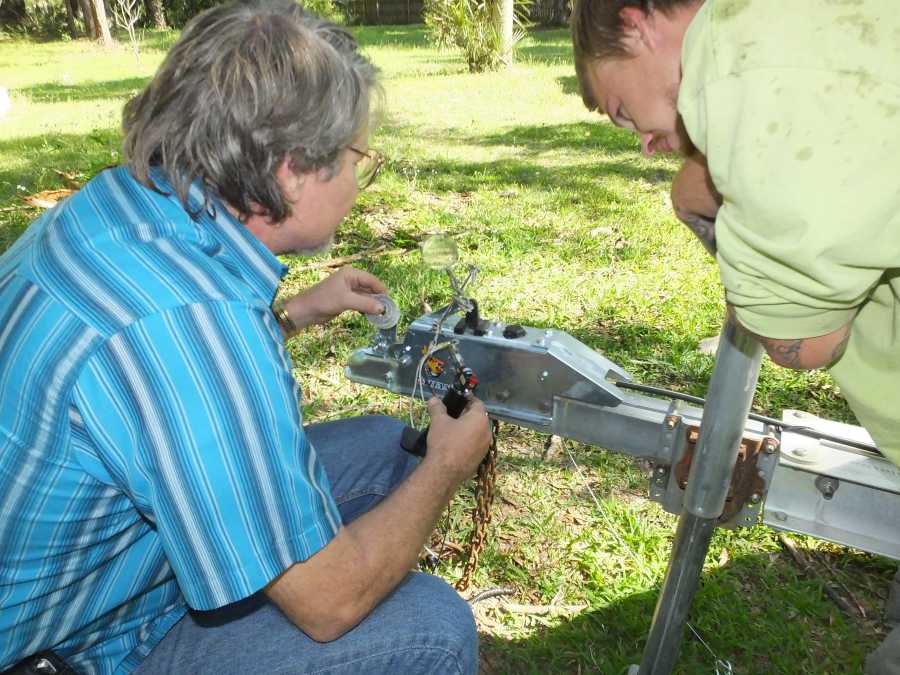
<box><xmin>349</xmin><ymin>146</ymin><xmax>384</xmax><ymax>190</ymax></box>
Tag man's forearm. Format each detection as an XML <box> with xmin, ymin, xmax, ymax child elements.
<box><xmin>671</xmin><ymin>151</ymin><xmax>721</xmax><ymax>256</ymax></box>
<box><xmin>343</xmin><ymin>457</ymin><xmax>461</xmax><ymax>608</ymax></box>
<box><xmin>674</xmin><ymin>210</ymin><xmax>717</xmax><ymax>256</ymax></box>
<box><xmin>265</xmin><ymin>456</ymin><xmax>464</xmax><ymax>641</ymax></box>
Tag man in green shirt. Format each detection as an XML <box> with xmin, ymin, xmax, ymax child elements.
<box><xmin>572</xmin><ymin>0</ymin><xmax>899</xmax><ymax>671</ymax></box>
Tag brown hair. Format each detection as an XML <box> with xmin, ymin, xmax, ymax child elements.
<box><xmin>571</xmin><ymin>0</ymin><xmax>698</xmax><ymax>108</ymax></box>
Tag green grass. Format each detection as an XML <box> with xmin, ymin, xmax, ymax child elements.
<box><xmin>0</xmin><ymin>26</ymin><xmax>892</xmax><ymax>674</ymax></box>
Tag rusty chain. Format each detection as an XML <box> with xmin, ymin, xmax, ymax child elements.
<box><xmin>455</xmin><ymin>419</ymin><xmax>500</xmax><ymax>591</ymax></box>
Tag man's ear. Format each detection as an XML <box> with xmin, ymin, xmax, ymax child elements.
<box><xmin>619</xmin><ymin>5</ymin><xmax>660</xmax><ymax>53</ymax></box>
<box><xmin>276</xmin><ymin>156</ymin><xmax>305</xmax><ymax>203</ymax></box>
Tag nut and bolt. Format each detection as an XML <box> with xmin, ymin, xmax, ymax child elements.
<box><xmin>664</xmin><ymin>415</ymin><xmax>679</xmax><ymax>430</ymax></box>
<box><xmin>815</xmin><ymin>475</ymin><xmax>839</xmax><ymax>500</ymax></box>
<box><xmin>763</xmin><ymin>437</ymin><xmax>779</xmax><ymax>454</ymax></box>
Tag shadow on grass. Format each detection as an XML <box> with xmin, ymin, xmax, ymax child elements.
<box><xmin>18</xmin><ymin>77</ymin><xmax>149</xmax><ymax>104</ymax></box>
<box><xmin>0</xmin><ymin>129</ymin><xmax>120</xmax><ymax>253</ymax></box>
<box><xmin>474</xmin><ymin>120</ymin><xmax>638</xmax><ymax>156</ymax></box>
<box><xmin>399</xmin><ymin>153</ymin><xmax>670</xmax><ymax>198</ymax></box>
<box><xmin>480</xmin><ymin>551</ymin><xmax>883</xmax><ymax>674</ymax></box>
<box><xmin>351</xmin><ymin>24</ymin><xmax>431</xmax><ymax>48</ymax></box>
<box><xmin>139</xmin><ymin>29</ymin><xmax>180</xmax><ymax>53</ymax></box>
<box><xmin>381</xmin><ymin>120</ymin><xmax>669</xmax><ymax>192</ymax></box>
<box><xmin>517</xmin><ymin>27</ymin><xmax>572</xmax><ymax>66</ymax></box>
<box><xmin>0</xmin><ymin>129</ymin><xmax>120</xmax><ymax>196</ymax></box>
<box><xmin>557</xmin><ymin>74</ymin><xmax>580</xmax><ymax>98</ymax></box>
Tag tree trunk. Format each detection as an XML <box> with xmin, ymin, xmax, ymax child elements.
<box><xmin>553</xmin><ymin>0</ymin><xmax>569</xmax><ymax>26</ymax></box>
<box><xmin>498</xmin><ymin>0</ymin><xmax>514</xmax><ymax>67</ymax></box>
<box><xmin>145</xmin><ymin>0</ymin><xmax>166</xmax><ymax>29</ymax></box>
<box><xmin>77</xmin><ymin>0</ymin><xmax>96</xmax><ymax>37</ymax></box>
<box><xmin>63</xmin><ymin>0</ymin><xmax>79</xmax><ymax>38</ymax></box>
<box><xmin>0</xmin><ymin>0</ymin><xmax>26</xmax><ymax>25</ymax></box>
<box><xmin>89</xmin><ymin>0</ymin><xmax>115</xmax><ymax>46</ymax></box>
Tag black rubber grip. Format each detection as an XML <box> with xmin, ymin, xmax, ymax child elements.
<box><xmin>400</xmin><ymin>384</ymin><xmax>470</xmax><ymax>457</ymax></box>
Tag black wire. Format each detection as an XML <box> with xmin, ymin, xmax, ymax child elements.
<box><xmin>468</xmin><ymin>587</ymin><xmax>514</xmax><ymax>606</ymax></box>
<box><xmin>614</xmin><ymin>380</ymin><xmax>883</xmax><ymax>456</ymax></box>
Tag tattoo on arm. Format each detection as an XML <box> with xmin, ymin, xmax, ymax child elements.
<box><xmin>675</xmin><ymin>210</ymin><xmax>717</xmax><ymax>256</ymax></box>
<box><xmin>829</xmin><ymin>331</ymin><xmax>851</xmax><ymax>366</ymax></box>
<box><xmin>758</xmin><ymin>337</ymin><xmax>804</xmax><ymax>368</ymax></box>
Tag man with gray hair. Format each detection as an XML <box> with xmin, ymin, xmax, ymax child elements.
<box><xmin>0</xmin><ymin>2</ymin><xmax>490</xmax><ymax>673</ymax></box>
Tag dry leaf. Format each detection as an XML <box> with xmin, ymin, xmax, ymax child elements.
<box><xmin>52</xmin><ymin>169</ymin><xmax>82</xmax><ymax>190</ymax></box>
<box><xmin>590</xmin><ymin>226</ymin><xmax>614</xmax><ymax>237</ymax></box>
<box><xmin>22</xmin><ymin>189</ymin><xmax>75</xmax><ymax>209</ymax></box>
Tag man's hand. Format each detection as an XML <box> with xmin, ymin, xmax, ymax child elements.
<box><xmin>281</xmin><ymin>267</ymin><xmax>387</xmax><ymax>333</ymax></box>
<box><xmin>423</xmin><ymin>396</ymin><xmax>493</xmax><ymax>482</ymax></box>
<box><xmin>671</xmin><ymin>151</ymin><xmax>722</xmax><ymax>256</ymax></box>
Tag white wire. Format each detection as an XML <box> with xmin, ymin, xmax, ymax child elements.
<box><xmin>409</xmin><ymin>339</ymin><xmax>454</xmax><ymax>428</ymax></box>
<box><xmin>565</xmin><ymin>448</ymin><xmax>733</xmax><ymax>674</ymax></box>
<box><xmin>408</xmin><ymin>302</ymin><xmax>458</xmax><ymax>429</ymax></box>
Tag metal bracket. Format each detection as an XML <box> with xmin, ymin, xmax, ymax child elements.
<box><xmin>672</xmin><ymin>427</ymin><xmax>778</xmax><ymax>527</ymax></box>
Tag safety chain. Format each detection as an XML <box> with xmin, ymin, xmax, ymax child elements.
<box><xmin>455</xmin><ymin>419</ymin><xmax>500</xmax><ymax>591</ymax></box>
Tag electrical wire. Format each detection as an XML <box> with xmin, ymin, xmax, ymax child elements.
<box><xmin>614</xmin><ymin>380</ymin><xmax>882</xmax><ymax>456</ymax></box>
<box><xmin>566</xmin><ymin>447</ymin><xmax>733</xmax><ymax>674</ymax></box>
<box><xmin>408</xmin><ymin>302</ymin><xmax>458</xmax><ymax>429</ymax></box>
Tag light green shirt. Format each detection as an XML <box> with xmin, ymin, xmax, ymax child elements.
<box><xmin>678</xmin><ymin>0</ymin><xmax>900</xmax><ymax>462</ymax></box>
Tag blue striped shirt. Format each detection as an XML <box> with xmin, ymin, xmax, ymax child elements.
<box><xmin>0</xmin><ymin>167</ymin><xmax>341</xmax><ymax>674</ymax></box>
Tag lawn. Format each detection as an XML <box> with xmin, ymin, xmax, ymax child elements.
<box><xmin>0</xmin><ymin>25</ymin><xmax>893</xmax><ymax>674</ymax></box>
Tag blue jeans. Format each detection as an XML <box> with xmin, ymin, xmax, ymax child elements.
<box><xmin>133</xmin><ymin>416</ymin><xmax>478</xmax><ymax>675</ymax></box>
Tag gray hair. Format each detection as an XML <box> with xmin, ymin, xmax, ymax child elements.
<box><xmin>122</xmin><ymin>0</ymin><xmax>378</xmax><ymax>222</ymax></box>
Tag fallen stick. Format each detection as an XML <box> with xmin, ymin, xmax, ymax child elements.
<box><xmin>493</xmin><ymin>602</ymin><xmax>588</xmax><ymax>616</ymax></box>
<box><xmin>813</xmin><ymin>550</ymin><xmax>868</xmax><ymax>619</ymax></box>
<box><xmin>779</xmin><ymin>534</ymin><xmax>862</xmax><ymax>618</ymax></box>
<box><xmin>294</xmin><ymin>245</ymin><xmax>409</xmax><ymax>272</ymax></box>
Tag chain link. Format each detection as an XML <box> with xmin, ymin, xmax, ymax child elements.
<box><xmin>455</xmin><ymin>419</ymin><xmax>499</xmax><ymax>591</ymax></box>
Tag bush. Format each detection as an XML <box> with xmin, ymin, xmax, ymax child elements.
<box><xmin>301</xmin><ymin>0</ymin><xmax>344</xmax><ymax>23</ymax></box>
<box><xmin>4</xmin><ymin>0</ymin><xmax>70</xmax><ymax>39</ymax></box>
<box><xmin>164</xmin><ymin>0</ymin><xmax>343</xmax><ymax>28</ymax></box>
<box><xmin>424</xmin><ymin>0</ymin><xmax>530</xmax><ymax>73</ymax></box>
<box><xmin>163</xmin><ymin>0</ymin><xmax>219</xmax><ymax>28</ymax></box>
<box><xmin>528</xmin><ymin>0</ymin><xmax>567</xmax><ymax>27</ymax></box>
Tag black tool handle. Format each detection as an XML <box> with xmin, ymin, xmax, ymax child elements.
<box><xmin>401</xmin><ymin>383</ymin><xmax>471</xmax><ymax>458</ymax></box>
